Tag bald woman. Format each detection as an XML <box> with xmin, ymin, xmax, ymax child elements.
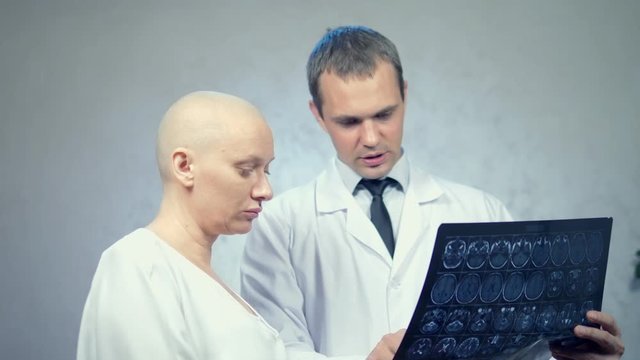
<box><xmin>77</xmin><ymin>92</ymin><xmax>287</xmax><ymax>360</ymax></box>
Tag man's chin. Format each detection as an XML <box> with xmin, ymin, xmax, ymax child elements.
<box><xmin>356</xmin><ymin>165</ymin><xmax>391</xmax><ymax>180</ymax></box>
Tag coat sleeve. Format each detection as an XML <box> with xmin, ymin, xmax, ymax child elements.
<box><xmin>240</xmin><ymin>204</ymin><xmax>364</xmax><ymax>360</ymax></box>
<box><xmin>77</xmin><ymin>247</ymin><xmax>195</xmax><ymax>360</ymax></box>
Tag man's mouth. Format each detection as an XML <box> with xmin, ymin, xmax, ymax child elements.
<box><xmin>361</xmin><ymin>152</ymin><xmax>386</xmax><ymax>167</ymax></box>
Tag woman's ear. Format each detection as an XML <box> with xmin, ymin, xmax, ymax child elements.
<box><xmin>172</xmin><ymin>148</ymin><xmax>194</xmax><ymax>187</ymax></box>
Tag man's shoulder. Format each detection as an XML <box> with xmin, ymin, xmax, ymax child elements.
<box><xmin>266</xmin><ymin>174</ymin><xmax>321</xmax><ymax>207</ymax></box>
<box><xmin>430</xmin><ymin>174</ymin><xmax>494</xmax><ymax>197</ymax></box>
<box><xmin>411</xmin><ymin>168</ymin><xmax>511</xmax><ymax>220</ymax></box>
<box><xmin>410</xmin><ymin>167</ymin><xmax>492</xmax><ymax>197</ymax></box>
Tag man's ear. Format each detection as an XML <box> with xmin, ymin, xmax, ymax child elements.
<box><xmin>172</xmin><ymin>148</ymin><xmax>195</xmax><ymax>187</ymax></box>
<box><xmin>309</xmin><ymin>100</ymin><xmax>328</xmax><ymax>133</ymax></box>
<box><xmin>403</xmin><ymin>80</ymin><xmax>408</xmax><ymax>102</ymax></box>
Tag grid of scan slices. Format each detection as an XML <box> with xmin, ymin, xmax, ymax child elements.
<box><xmin>404</xmin><ymin>231</ymin><xmax>606</xmax><ymax>360</ymax></box>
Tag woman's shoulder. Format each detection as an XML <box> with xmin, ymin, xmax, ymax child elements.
<box><xmin>99</xmin><ymin>228</ymin><xmax>167</xmax><ymax>274</ymax></box>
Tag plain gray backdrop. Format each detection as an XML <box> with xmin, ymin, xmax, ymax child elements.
<box><xmin>1</xmin><ymin>1</ymin><xmax>638</xmax><ymax>359</ymax></box>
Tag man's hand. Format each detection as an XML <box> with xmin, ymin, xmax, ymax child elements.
<box><xmin>366</xmin><ymin>329</ymin><xmax>406</xmax><ymax>360</ymax></box>
<box><xmin>550</xmin><ymin>310</ymin><xmax>624</xmax><ymax>360</ymax></box>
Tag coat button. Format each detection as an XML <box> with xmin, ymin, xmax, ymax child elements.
<box><xmin>390</xmin><ymin>279</ymin><xmax>401</xmax><ymax>289</ymax></box>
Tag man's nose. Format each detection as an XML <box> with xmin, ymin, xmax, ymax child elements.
<box><xmin>360</xmin><ymin>120</ymin><xmax>380</xmax><ymax>147</ymax></box>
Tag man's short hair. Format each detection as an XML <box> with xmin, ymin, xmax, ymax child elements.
<box><xmin>306</xmin><ymin>25</ymin><xmax>405</xmax><ymax>116</ymax></box>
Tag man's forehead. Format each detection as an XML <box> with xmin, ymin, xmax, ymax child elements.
<box><xmin>319</xmin><ymin>63</ymin><xmax>398</xmax><ymax>91</ymax></box>
<box><xmin>322</xmin><ymin>58</ymin><xmax>396</xmax><ymax>81</ymax></box>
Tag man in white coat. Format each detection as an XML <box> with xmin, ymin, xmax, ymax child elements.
<box><xmin>240</xmin><ymin>26</ymin><xmax>625</xmax><ymax>360</ymax></box>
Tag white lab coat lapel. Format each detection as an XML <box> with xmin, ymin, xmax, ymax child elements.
<box><xmin>391</xmin><ymin>167</ymin><xmax>444</xmax><ymax>273</ymax></box>
<box><xmin>345</xmin><ymin>201</ymin><xmax>392</xmax><ymax>266</ymax></box>
<box><xmin>315</xmin><ymin>163</ymin><xmax>393</xmax><ymax>267</ymax></box>
<box><xmin>391</xmin><ymin>184</ymin><xmax>422</xmax><ymax>268</ymax></box>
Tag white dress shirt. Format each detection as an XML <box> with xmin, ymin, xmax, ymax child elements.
<box><xmin>336</xmin><ymin>153</ymin><xmax>409</xmax><ymax>241</ymax></box>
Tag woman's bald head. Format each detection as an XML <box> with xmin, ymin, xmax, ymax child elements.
<box><xmin>155</xmin><ymin>91</ymin><xmax>267</xmax><ymax>183</ymax></box>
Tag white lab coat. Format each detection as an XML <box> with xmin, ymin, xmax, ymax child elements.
<box><xmin>240</xmin><ymin>159</ymin><xmax>512</xmax><ymax>360</ymax></box>
<box><xmin>78</xmin><ymin>228</ymin><xmax>287</xmax><ymax>360</ymax></box>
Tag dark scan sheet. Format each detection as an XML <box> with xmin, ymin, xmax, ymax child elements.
<box><xmin>394</xmin><ymin>218</ymin><xmax>612</xmax><ymax>360</ymax></box>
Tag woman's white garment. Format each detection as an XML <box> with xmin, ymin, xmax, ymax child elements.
<box><xmin>77</xmin><ymin>228</ymin><xmax>287</xmax><ymax>360</ymax></box>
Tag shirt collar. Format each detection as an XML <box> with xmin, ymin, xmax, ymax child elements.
<box><xmin>334</xmin><ymin>150</ymin><xmax>410</xmax><ymax>194</ymax></box>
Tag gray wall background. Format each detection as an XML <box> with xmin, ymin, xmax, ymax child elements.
<box><xmin>1</xmin><ymin>1</ymin><xmax>638</xmax><ymax>359</ymax></box>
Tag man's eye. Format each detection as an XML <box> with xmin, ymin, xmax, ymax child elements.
<box><xmin>375</xmin><ymin>111</ymin><xmax>392</xmax><ymax>120</ymax></box>
<box><xmin>338</xmin><ymin>118</ymin><xmax>359</xmax><ymax>127</ymax></box>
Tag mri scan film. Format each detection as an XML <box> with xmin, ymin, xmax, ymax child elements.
<box><xmin>395</xmin><ymin>218</ymin><xmax>612</xmax><ymax>360</ymax></box>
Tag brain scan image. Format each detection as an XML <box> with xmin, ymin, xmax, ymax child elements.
<box><xmin>580</xmin><ymin>301</ymin><xmax>594</xmax><ymax>323</ymax></box>
<box><xmin>433</xmin><ymin>337</ymin><xmax>457</xmax><ymax>358</ymax></box>
<box><xmin>407</xmin><ymin>338</ymin><xmax>432</xmax><ymax>360</ymax></box>
<box><xmin>506</xmin><ymin>333</ymin><xmax>531</xmax><ymax>349</ymax></box>
<box><xmin>531</xmin><ymin>235</ymin><xmax>551</xmax><ymax>267</ymax></box>
<box><xmin>480</xmin><ymin>272</ymin><xmax>503</xmax><ymax>303</ymax></box>
<box><xmin>551</xmin><ymin>234</ymin><xmax>570</xmax><ymax>266</ymax></box>
<box><xmin>510</xmin><ymin>236</ymin><xmax>532</xmax><ymax>268</ymax></box>
<box><xmin>569</xmin><ymin>232</ymin><xmax>586</xmax><ymax>265</ymax></box>
<box><xmin>493</xmin><ymin>306</ymin><xmax>516</xmax><ymax>332</ymax></box>
<box><xmin>455</xmin><ymin>337</ymin><xmax>480</xmax><ymax>359</ymax></box>
<box><xmin>443</xmin><ymin>238</ymin><xmax>466</xmax><ymax>269</ymax></box>
<box><xmin>585</xmin><ymin>267</ymin><xmax>600</xmax><ymax>296</ymax></box>
<box><xmin>478</xmin><ymin>335</ymin><xmax>505</xmax><ymax>356</ymax></box>
<box><xmin>466</xmin><ymin>239</ymin><xmax>489</xmax><ymax>269</ymax></box>
<box><xmin>503</xmin><ymin>272</ymin><xmax>525</xmax><ymax>302</ymax></box>
<box><xmin>514</xmin><ymin>305</ymin><xmax>537</xmax><ymax>332</ymax></box>
<box><xmin>587</xmin><ymin>232</ymin><xmax>604</xmax><ymax>263</ymax></box>
<box><xmin>555</xmin><ymin>303</ymin><xmax>577</xmax><ymax>332</ymax></box>
<box><xmin>536</xmin><ymin>304</ymin><xmax>557</xmax><ymax>332</ymax></box>
<box><xmin>566</xmin><ymin>269</ymin><xmax>583</xmax><ymax>297</ymax></box>
<box><xmin>489</xmin><ymin>237</ymin><xmax>510</xmax><ymax>269</ymax></box>
<box><xmin>456</xmin><ymin>273</ymin><xmax>481</xmax><ymax>304</ymax></box>
<box><xmin>431</xmin><ymin>274</ymin><xmax>457</xmax><ymax>304</ymax></box>
<box><xmin>396</xmin><ymin>219</ymin><xmax>610</xmax><ymax>360</ymax></box>
<box><xmin>420</xmin><ymin>308</ymin><xmax>447</xmax><ymax>335</ymax></box>
<box><xmin>547</xmin><ymin>270</ymin><xmax>564</xmax><ymax>298</ymax></box>
<box><xmin>469</xmin><ymin>307</ymin><xmax>492</xmax><ymax>333</ymax></box>
<box><xmin>524</xmin><ymin>271</ymin><xmax>545</xmax><ymax>300</ymax></box>
<box><xmin>445</xmin><ymin>308</ymin><xmax>471</xmax><ymax>334</ymax></box>
<box><xmin>500</xmin><ymin>335</ymin><xmax>534</xmax><ymax>358</ymax></box>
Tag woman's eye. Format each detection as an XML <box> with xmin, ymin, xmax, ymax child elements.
<box><xmin>239</xmin><ymin>168</ymin><xmax>253</xmax><ymax>177</ymax></box>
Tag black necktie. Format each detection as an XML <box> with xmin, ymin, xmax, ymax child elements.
<box><xmin>360</xmin><ymin>178</ymin><xmax>396</xmax><ymax>257</ymax></box>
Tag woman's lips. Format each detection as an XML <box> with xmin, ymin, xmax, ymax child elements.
<box><xmin>244</xmin><ymin>208</ymin><xmax>262</xmax><ymax>220</ymax></box>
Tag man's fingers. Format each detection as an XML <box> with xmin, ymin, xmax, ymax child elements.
<box><xmin>587</xmin><ymin>311</ymin><xmax>622</xmax><ymax>337</ymax></box>
<box><xmin>573</xmin><ymin>324</ymin><xmax>624</xmax><ymax>355</ymax></box>
<box><xmin>365</xmin><ymin>344</ymin><xmax>392</xmax><ymax>360</ymax></box>
<box><xmin>574</xmin><ymin>325</ymin><xmax>614</xmax><ymax>353</ymax></box>
<box><xmin>366</xmin><ymin>329</ymin><xmax>407</xmax><ymax>360</ymax></box>
<box><xmin>390</xmin><ymin>329</ymin><xmax>406</xmax><ymax>353</ymax></box>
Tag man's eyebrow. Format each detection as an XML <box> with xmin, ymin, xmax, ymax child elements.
<box><xmin>330</xmin><ymin>104</ymin><xmax>399</xmax><ymax>122</ymax></box>
<box><xmin>374</xmin><ymin>104</ymin><xmax>399</xmax><ymax>115</ymax></box>
<box><xmin>331</xmin><ymin>114</ymin><xmax>362</xmax><ymax>123</ymax></box>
